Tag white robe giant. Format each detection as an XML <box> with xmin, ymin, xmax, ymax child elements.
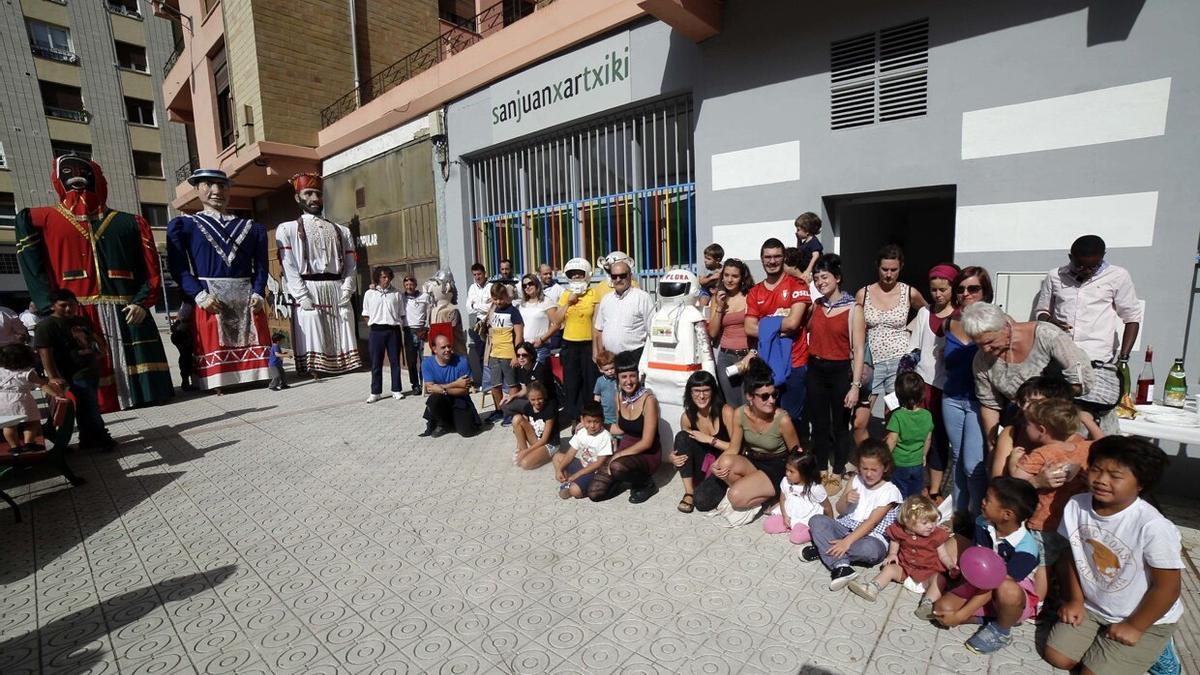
<box><xmin>276</xmin><ymin>214</ymin><xmax>362</xmax><ymax>373</ymax></box>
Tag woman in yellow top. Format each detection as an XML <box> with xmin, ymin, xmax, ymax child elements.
<box><xmin>558</xmin><ymin>257</ymin><xmax>602</xmax><ymax>426</ymax></box>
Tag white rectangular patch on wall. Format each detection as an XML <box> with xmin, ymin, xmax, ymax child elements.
<box><xmin>712</xmin><ymin>220</ymin><xmax>795</xmax><ymax>261</ymax></box>
<box><xmin>955</xmin><ymin>192</ymin><xmax>1157</xmax><ymax>253</ymax></box>
<box><xmin>961</xmin><ymin>78</ymin><xmax>1171</xmax><ymax>159</ymax></box>
<box><xmin>711</xmin><ymin>141</ymin><xmax>800</xmax><ymax>191</ymax></box>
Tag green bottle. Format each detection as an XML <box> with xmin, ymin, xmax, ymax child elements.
<box><xmin>1117</xmin><ymin>358</ymin><xmax>1131</xmax><ymax>399</ymax></box>
<box><xmin>1164</xmin><ymin>358</ymin><xmax>1188</xmax><ymax>408</ymax></box>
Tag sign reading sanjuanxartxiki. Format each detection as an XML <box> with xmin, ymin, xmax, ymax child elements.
<box><xmin>489</xmin><ymin>32</ymin><xmax>632</xmax><ymax>144</ymax></box>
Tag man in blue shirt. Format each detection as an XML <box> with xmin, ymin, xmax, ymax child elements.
<box><xmin>421</xmin><ymin>333</ymin><xmax>483</xmax><ymax>438</ymax></box>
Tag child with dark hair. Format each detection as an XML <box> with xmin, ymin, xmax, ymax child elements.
<box><xmin>555</xmin><ymin>401</ymin><xmax>614</xmax><ymax>499</ymax></box>
<box><xmin>762</xmin><ymin>452</ymin><xmax>833</xmax><ymax>544</ymax></box>
<box><xmin>169</xmin><ymin>304</ymin><xmax>196</xmax><ymax>391</ymax></box>
<box><xmin>698</xmin><ymin>243</ymin><xmax>725</xmax><ymax>306</ymax></box>
<box><xmin>794</xmin><ymin>212</ymin><xmax>823</xmax><ymax>281</ymax></box>
<box><xmin>933</xmin><ymin>476</ymin><xmax>1043</xmax><ymax>656</ymax></box>
<box><xmin>1044</xmin><ymin>437</ymin><xmax>1183</xmax><ymax>675</ymax></box>
<box><xmin>267</xmin><ymin>333</ymin><xmax>290</xmax><ymax>391</ymax></box>
<box><xmin>802</xmin><ymin>438</ymin><xmax>902</xmax><ymax>591</ymax></box>
<box><xmin>886</xmin><ymin>371</ymin><xmax>934</xmax><ymax>498</ymax></box>
<box><xmin>0</xmin><ymin>343</ymin><xmax>61</xmax><ymax>454</ymax></box>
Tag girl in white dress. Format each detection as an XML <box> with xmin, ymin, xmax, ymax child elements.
<box><xmin>0</xmin><ymin>344</ymin><xmax>58</xmax><ymax>453</ymax></box>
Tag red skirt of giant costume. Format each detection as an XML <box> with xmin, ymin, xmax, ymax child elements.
<box><xmin>192</xmin><ymin>309</ymin><xmax>272</xmax><ymax>389</ymax></box>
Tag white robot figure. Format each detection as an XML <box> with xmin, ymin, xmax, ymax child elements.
<box><xmin>639</xmin><ymin>268</ymin><xmax>716</xmax><ymax>452</ymax></box>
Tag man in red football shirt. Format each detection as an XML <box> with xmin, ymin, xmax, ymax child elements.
<box><xmin>745</xmin><ymin>238</ymin><xmax>812</xmax><ymax>428</ymax></box>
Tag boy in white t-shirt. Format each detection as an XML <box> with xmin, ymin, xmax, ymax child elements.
<box><xmin>555</xmin><ymin>402</ymin><xmax>614</xmax><ymax>499</ymax></box>
<box><xmin>1044</xmin><ymin>437</ymin><xmax>1183</xmax><ymax>675</ymax></box>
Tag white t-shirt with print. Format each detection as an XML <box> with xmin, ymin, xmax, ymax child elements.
<box><xmin>569</xmin><ymin>428</ymin><xmax>614</xmax><ymax>466</ymax></box>
<box><xmin>772</xmin><ymin>479</ymin><xmax>828</xmax><ymax>525</ymax></box>
<box><xmin>1058</xmin><ymin>494</ymin><xmax>1184</xmax><ymax>625</ymax></box>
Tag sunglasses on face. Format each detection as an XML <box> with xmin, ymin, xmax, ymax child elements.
<box><xmin>610</xmin><ymin>273</ymin><xmax>630</xmax><ymax>280</ymax></box>
<box><xmin>516</xmin><ymin>352</ymin><xmax>532</xmax><ymax>358</ymax></box>
<box><xmin>752</xmin><ymin>390</ymin><xmax>780</xmax><ymax>402</ymax></box>
<box><xmin>522</xmin><ymin>281</ymin><xmax>537</xmax><ymax>287</ymax></box>
<box><xmin>957</xmin><ymin>284</ymin><xmax>983</xmax><ymax>295</ymax></box>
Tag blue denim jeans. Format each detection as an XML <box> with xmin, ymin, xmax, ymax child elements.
<box><xmin>942</xmin><ymin>395</ymin><xmax>986</xmax><ymax>516</ymax></box>
<box><xmin>780</xmin><ymin>364</ymin><xmax>808</xmax><ymax>433</ymax></box>
<box><xmin>809</xmin><ymin>515</ymin><xmax>888</xmax><ymax>570</ymax></box>
<box><xmin>892</xmin><ymin>465</ymin><xmax>925</xmax><ymax>499</ymax></box>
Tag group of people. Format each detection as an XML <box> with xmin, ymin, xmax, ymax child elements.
<box><xmin>421</xmin><ymin>214</ymin><xmax>1180</xmax><ymax>672</ymax></box>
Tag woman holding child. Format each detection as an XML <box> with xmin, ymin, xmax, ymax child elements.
<box><xmin>694</xmin><ymin>364</ymin><xmax>802</xmax><ymax>514</ymax></box>
<box><xmin>587</xmin><ymin>350</ymin><xmax>662</xmax><ymax>504</ymax></box>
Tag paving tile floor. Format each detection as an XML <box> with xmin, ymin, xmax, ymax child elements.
<box><xmin>1</xmin><ymin>345</ymin><xmax>1197</xmax><ymax>674</ymax></box>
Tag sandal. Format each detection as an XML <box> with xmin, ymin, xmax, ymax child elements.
<box><xmin>677</xmin><ymin>493</ymin><xmax>695</xmax><ymax>513</ymax></box>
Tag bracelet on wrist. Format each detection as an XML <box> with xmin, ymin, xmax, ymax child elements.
<box><xmin>850</xmin><ymin>381</ymin><xmax>861</xmax><ymax>388</ymax></box>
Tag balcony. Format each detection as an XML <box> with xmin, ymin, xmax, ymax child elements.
<box><xmin>320</xmin><ymin>0</ymin><xmax>556</xmax><ymax>128</ymax></box>
<box><xmin>31</xmin><ymin>45</ymin><xmax>79</xmax><ymax>65</ymax></box>
<box><xmin>163</xmin><ymin>38</ymin><xmax>184</xmax><ymax>77</ymax></box>
<box><xmin>106</xmin><ymin>1</ymin><xmax>143</xmax><ymax>19</ymax></box>
<box><xmin>45</xmin><ymin>106</ymin><xmax>90</xmax><ymax>123</ymax></box>
<box><xmin>174</xmin><ymin>156</ymin><xmax>198</xmax><ymax>185</ymax></box>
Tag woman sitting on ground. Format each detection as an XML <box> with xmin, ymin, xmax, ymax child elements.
<box><xmin>695</xmin><ymin>361</ymin><xmax>801</xmax><ymax>513</ymax></box>
<box><xmin>670</xmin><ymin>370</ymin><xmax>735</xmax><ymax>513</ymax></box>
<box><xmin>587</xmin><ymin>350</ymin><xmax>662</xmax><ymax>504</ymax></box>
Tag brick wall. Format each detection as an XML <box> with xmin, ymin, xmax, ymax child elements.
<box><xmin>355</xmin><ymin>0</ymin><xmax>440</xmax><ymax>82</ymax></box>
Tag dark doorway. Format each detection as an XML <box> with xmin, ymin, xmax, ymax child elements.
<box><xmin>823</xmin><ymin>186</ymin><xmax>957</xmax><ymax>294</ymax></box>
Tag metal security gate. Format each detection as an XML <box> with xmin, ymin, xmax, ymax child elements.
<box><xmin>467</xmin><ymin>95</ymin><xmax>695</xmax><ymax>284</ymax></box>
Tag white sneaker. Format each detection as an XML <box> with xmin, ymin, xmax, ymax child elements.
<box><xmin>391</xmin><ymin>391</ymin><xmax>406</xmax><ymax>400</ymax></box>
<box><xmin>366</xmin><ymin>394</ymin><xmax>382</xmax><ymax>404</ymax></box>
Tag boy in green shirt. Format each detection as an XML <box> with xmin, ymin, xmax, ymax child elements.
<box><xmin>886</xmin><ymin>372</ymin><xmax>934</xmax><ymax>498</ymax></box>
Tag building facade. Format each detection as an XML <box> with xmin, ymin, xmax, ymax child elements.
<box><xmin>0</xmin><ymin>0</ymin><xmax>190</xmax><ymax>309</ymax></box>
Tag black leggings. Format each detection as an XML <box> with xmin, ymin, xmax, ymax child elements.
<box><xmin>672</xmin><ymin>430</ymin><xmax>720</xmax><ymax>480</ymax></box>
<box><xmin>560</xmin><ymin>339</ymin><xmax>597</xmax><ymax>424</ymax></box>
<box><xmin>423</xmin><ymin>394</ymin><xmax>482</xmax><ymax>437</ymax></box>
<box><xmin>588</xmin><ymin>437</ymin><xmax>661</xmax><ymax>501</ymax></box>
<box><xmin>806</xmin><ymin>357</ymin><xmax>853</xmax><ymax>474</ymax></box>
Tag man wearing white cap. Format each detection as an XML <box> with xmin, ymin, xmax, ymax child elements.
<box><xmin>166</xmin><ymin>169</ymin><xmax>272</xmax><ymax>390</ymax></box>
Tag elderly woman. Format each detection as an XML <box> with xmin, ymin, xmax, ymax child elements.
<box><xmin>963</xmin><ymin>301</ymin><xmax>1095</xmax><ymax>453</ymax></box>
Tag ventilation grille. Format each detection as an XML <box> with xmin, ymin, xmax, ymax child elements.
<box><xmin>831</xmin><ymin>19</ymin><xmax>928</xmax><ymax>129</ymax></box>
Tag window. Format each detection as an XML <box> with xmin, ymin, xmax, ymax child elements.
<box><xmin>0</xmin><ymin>142</ymin><xmax>7</xmax><ymax>169</ymax></box>
<box><xmin>115</xmin><ymin>41</ymin><xmax>148</xmax><ymax>72</ymax></box>
<box><xmin>132</xmin><ymin>151</ymin><xmax>162</xmax><ymax>177</ymax></box>
<box><xmin>125</xmin><ymin>96</ymin><xmax>156</xmax><ymax>125</ymax></box>
<box><xmin>51</xmin><ymin>141</ymin><xmax>92</xmax><ymax>160</ymax></box>
<box><xmin>40</xmin><ymin>81</ymin><xmax>87</xmax><ymax>121</ymax></box>
<box><xmin>211</xmin><ymin>46</ymin><xmax>234</xmax><ymax>148</ymax></box>
<box><xmin>0</xmin><ymin>252</ymin><xmax>18</xmax><ymax>274</ymax></box>
<box><xmin>355</xmin><ymin>187</ymin><xmax>366</xmax><ymax>209</ymax></box>
<box><xmin>140</xmin><ymin>203</ymin><xmax>168</xmax><ymax>228</ymax></box>
<box><xmin>0</xmin><ymin>193</ymin><xmax>15</xmax><ymax>229</ymax></box>
<box><xmin>830</xmin><ymin>18</ymin><xmax>929</xmax><ymax>130</ymax></box>
<box><xmin>27</xmin><ymin>19</ymin><xmax>77</xmax><ymax>64</ymax></box>
<box><xmin>106</xmin><ymin>0</ymin><xmax>142</xmax><ymax>19</ymax></box>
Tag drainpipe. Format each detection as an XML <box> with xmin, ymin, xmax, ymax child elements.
<box><xmin>348</xmin><ymin>0</ymin><xmax>361</xmax><ymax>105</ymax></box>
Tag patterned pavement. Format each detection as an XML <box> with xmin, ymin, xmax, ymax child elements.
<box><xmin>0</xmin><ymin>337</ymin><xmax>1196</xmax><ymax>674</ymax></box>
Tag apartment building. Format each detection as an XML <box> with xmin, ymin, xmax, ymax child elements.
<box><xmin>0</xmin><ymin>0</ymin><xmax>189</xmax><ymax>308</ymax></box>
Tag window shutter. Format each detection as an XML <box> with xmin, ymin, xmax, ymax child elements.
<box><xmin>829</xmin><ymin>19</ymin><xmax>929</xmax><ymax>130</ymax></box>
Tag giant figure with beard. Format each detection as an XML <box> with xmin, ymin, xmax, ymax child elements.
<box><xmin>166</xmin><ymin>169</ymin><xmax>272</xmax><ymax>390</ymax></box>
<box><xmin>15</xmin><ymin>154</ymin><xmax>173</xmax><ymax>411</ymax></box>
<box><xmin>275</xmin><ymin>173</ymin><xmax>361</xmax><ymax>375</ymax></box>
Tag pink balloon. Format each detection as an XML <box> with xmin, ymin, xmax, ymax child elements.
<box><xmin>960</xmin><ymin>546</ymin><xmax>1007</xmax><ymax>590</ymax></box>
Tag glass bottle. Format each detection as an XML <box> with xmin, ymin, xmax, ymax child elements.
<box><xmin>1164</xmin><ymin>358</ymin><xmax>1187</xmax><ymax>408</ymax></box>
<box><xmin>1136</xmin><ymin>347</ymin><xmax>1155</xmax><ymax>405</ymax></box>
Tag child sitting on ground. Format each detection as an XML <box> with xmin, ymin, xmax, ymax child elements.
<box><xmin>697</xmin><ymin>243</ymin><xmax>724</xmax><ymax>307</ymax></box>
<box><xmin>886</xmin><ymin>371</ymin><xmax>934</xmax><ymax>498</ymax></box>
<box><xmin>590</xmin><ymin>350</ymin><xmax>618</xmax><ymax>429</ymax></box>
<box><xmin>802</xmin><ymin>439</ymin><xmax>903</xmax><ymax>591</ymax></box>
<box><xmin>513</xmin><ymin>382</ymin><xmax>558</xmax><ymax>470</ymax></box>
<box><xmin>1043</xmin><ymin>436</ymin><xmax>1184</xmax><ymax>675</ymax></box>
<box><xmin>555</xmin><ymin>401</ymin><xmax>614</xmax><ymax>499</ymax></box>
<box><xmin>1006</xmin><ymin>398</ymin><xmax>1091</xmax><ymax>569</ymax></box>
<box><xmin>0</xmin><ymin>343</ymin><xmax>62</xmax><ymax>454</ymax></box>
<box><xmin>849</xmin><ymin>495</ymin><xmax>958</xmax><ymax>620</ymax></box>
<box><xmin>794</xmin><ymin>211</ymin><xmax>823</xmax><ymax>282</ymax></box>
<box><xmin>762</xmin><ymin>453</ymin><xmax>833</xmax><ymax>544</ymax></box>
<box><xmin>933</xmin><ymin>476</ymin><xmax>1042</xmax><ymax>656</ymax></box>
<box><xmin>991</xmin><ymin>375</ymin><xmax>1102</xmax><ymax>478</ymax></box>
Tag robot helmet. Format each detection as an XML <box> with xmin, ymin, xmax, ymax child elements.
<box><xmin>564</xmin><ymin>257</ymin><xmax>592</xmax><ymax>279</ymax></box>
<box><xmin>657</xmin><ymin>268</ymin><xmax>698</xmax><ymax>304</ymax></box>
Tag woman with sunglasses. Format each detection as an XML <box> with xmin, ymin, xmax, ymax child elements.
<box><xmin>517</xmin><ymin>274</ymin><xmax>562</xmax><ymax>365</ymax></box>
<box><xmin>695</xmin><ymin>362</ymin><xmax>801</xmax><ymax>514</ymax></box>
<box><xmin>708</xmin><ymin>259</ymin><xmax>755</xmax><ymax>407</ymax></box>
<box><xmin>503</xmin><ymin>341</ymin><xmax>559</xmax><ymax>429</ymax></box>
<box><xmin>587</xmin><ymin>350</ymin><xmax>661</xmax><ymax>503</ymax></box>
<box><xmin>939</xmin><ymin>266</ymin><xmax>992</xmax><ymax>518</ymax></box>
<box><xmin>670</xmin><ymin>370</ymin><xmax>735</xmax><ymax>513</ymax></box>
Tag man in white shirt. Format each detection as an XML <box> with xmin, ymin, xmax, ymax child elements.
<box><xmin>361</xmin><ymin>266</ymin><xmax>406</xmax><ymax>403</ymax></box>
<box><xmin>402</xmin><ymin>275</ymin><xmax>431</xmax><ymax>396</ymax></box>
<box><xmin>593</xmin><ymin>260</ymin><xmax>655</xmax><ymax>360</ymax></box>
<box><xmin>539</xmin><ymin>263</ymin><xmax>565</xmax><ymax>305</ymax></box>
<box><xmin>1035</xmin><ymin>235</ymin><xmax>1142</xmax><ymax>363</ymax></box>
<box><xmin>466</xmin><ymin>263</ymin><xmax>491</xmax><ymax>388</ymax></box>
